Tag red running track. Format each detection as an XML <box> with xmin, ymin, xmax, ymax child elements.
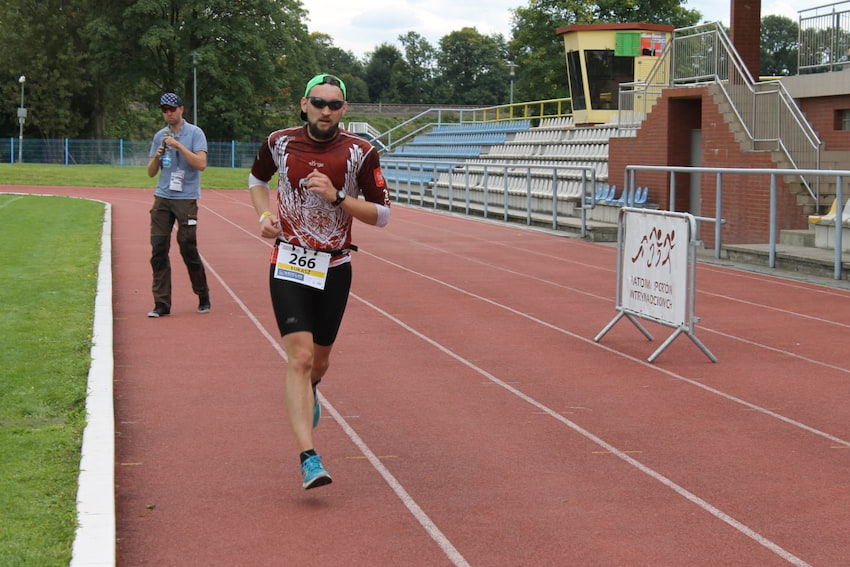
<box><xmin>9</xmin><ymin>185</ymin><xmax>850</xmax><ymax>566</ymax></box>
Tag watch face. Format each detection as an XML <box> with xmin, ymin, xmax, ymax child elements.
<box><xmin>337</xmin><ymin>190</ymin><xmax>346</xmax><ymax>200</ymax></box>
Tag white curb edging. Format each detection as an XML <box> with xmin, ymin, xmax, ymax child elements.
<box><xmin>70</xmin><ymin>201</ymin><xmax>116</xmax><ymax>567</ymax></box>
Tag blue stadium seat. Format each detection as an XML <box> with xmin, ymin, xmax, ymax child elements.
<box><xmin>584</xmin><ymin>183</ymin><xmax>612</xmax><ymax>205</ymax></box>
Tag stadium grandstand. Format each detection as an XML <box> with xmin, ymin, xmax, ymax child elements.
<box><xmin>373</xmin><ymin>3</ymin><xmax>849</xmax><ymax>281</ymax></box>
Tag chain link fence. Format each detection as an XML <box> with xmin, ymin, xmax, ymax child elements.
<box><xmin>1</xmin><ymin>138</ymin><xmax>261</xmax><ymax>168</ymax></box>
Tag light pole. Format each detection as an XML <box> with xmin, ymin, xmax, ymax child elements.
<box><xmin>192</xmin><ymin>51</ymin><xmax>198</xmax><ymax>125</ymax></box>
<box><xmin>17</xmin><ymin>75</ymin><xmax>26</xmax><ymax>164</ymax></box>
<box><xmin>507</xmin><ymin>62</ymin><xmax>518</xmax><ymax>105</ymax></box>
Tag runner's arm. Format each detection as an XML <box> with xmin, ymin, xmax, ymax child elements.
<box><xmin>337</xmin><ymin>197</ymin><xmax>389</xmax><ymax>227</ymax></box>
<box><xmin>249</xmin><ymin>174</ymin><xmax>280</xmax><ymax>239</ymax></box>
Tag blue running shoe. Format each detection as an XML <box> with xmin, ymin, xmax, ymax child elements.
<box><xmin>301</xmin><ymin>454</ymin><xmax>332</xmax><ymax>489</ymax></box>
<box><xmin>312</xmin><ymin>384</ymin><xmax>321</xmax><ymax>429</ymax></box>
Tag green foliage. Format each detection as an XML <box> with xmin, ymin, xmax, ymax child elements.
<box><xmin>1</xmin><ymin>0</ymin><xmax>753</xmax><ymax>141</ymax></box>
<box><xmin>510</xmin><ymin>1</ymin><xmax>576</xmax><ymax>103</ymax></box>
<box><xmin>365</xmin><ymin>44</ymin><xmax>405</xmax><ymax>103</ymax></box>
<box><xmin>396</xmin><ymin>32</ymin><xmax>438</xmax><ymax>104</ymax></box>
<box><xmin>0</xmin><ymin>0</ymin><xmax>92</xmax><ymax>138</ymax></box>
<box><xmin>761</xmin><ymin>15</ymin><xmax>799</xmax><ymax>76</ymax></box>
<box><xmin>593</xmin><ymin>0</ymin><xmax>701</xmax><ymax>26</ymax></box>
<box><xmin>437</xmin><ymin>28</ymin><xmax>510</xmax><ymax>105</ymax></box>
<box><xmin>0</xmin><ymin>194</ymin><xmax>101</xmax><ymax>565</ymax></box>
<box><xmin>311</xmin><ymin>33</ymin><xmax>365</xmax><ymax>75</ymax></box>
<box><xmin>2</xmin><ymin>0</ymin><xmax>317</xmax><ymax>141</ymax></box>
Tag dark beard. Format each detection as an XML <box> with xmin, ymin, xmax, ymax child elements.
<box><xmin>307</xmin><ymin>121</ymin><xmax>338</xmax><ymax>141</ymax></box>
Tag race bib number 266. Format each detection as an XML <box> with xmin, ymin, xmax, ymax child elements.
<box><xmin>273</xmin><ymin>244</ymin><xmax>331</xmax><ymax>290</ymax></box>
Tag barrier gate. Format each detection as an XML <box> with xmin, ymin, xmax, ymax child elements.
<box><xmin>595</xmin><ymin>207</ymin><xmax>717</xmax><ymax>363</ymax></box>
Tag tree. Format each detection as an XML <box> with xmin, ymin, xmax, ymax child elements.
<box><xmin>0</xmin><ymin>0</ymin><xmax>317</xmax><ymax>140</ymax></box>
<box><xmin>396</xmin><ymin>32</ymin><xmax>437</xmax><ymax>104</ymax></box>
<box><xmin>311</xmin><ymin>33</ymin><xmax>363</xmax><ymax>75</ymax></box>
<box><xmin>364</xmin><ymin>43</ymin><xmax>404</xmax><ymax>103</ymax></box>
<box><xmin>0</xmin><ymin>0</ymin><xmax>93</xmax><ymax>139</ymax></box>
<box><xmin>761</xmin><ymin>15</ymin><xmax>799</xmax><ymax>76</ymax></box>
<box><xmin>112</xmin><ymin>0</ymin><xmax>316</xmax><ymax>139</ymax></box>
<box><xmin>309</xmin><ymin>33</ymin><xmax>367</xmax><ymax>103</ymax></box>
<box><xmin>592</xmin><ymin>0</ymin><xmax>701</xmax><ymax>26</ymax></box>
<box><xmin>437</xmin><ymin>28</ymin><xmax>510</xmax><ymax>105</ymax></box>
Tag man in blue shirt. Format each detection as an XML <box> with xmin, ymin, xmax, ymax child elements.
<box><xmin>146</xmin><ymin>92</ymin><xmax>211</xmax><ymax>317</ymax></box>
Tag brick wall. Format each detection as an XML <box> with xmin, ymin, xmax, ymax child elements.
<box><xmin>608</xmin><ymin>86</ymin><xmax>806</xmax><ymax>247</ymax></box>
<box><xmin>798</xmin><ymin>95</ymin><xmax>850</xmax><ymax>151</ymax></box>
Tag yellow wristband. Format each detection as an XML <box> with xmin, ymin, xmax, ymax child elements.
<box><xmin>259</xmin><ymin>211</ymin><xmax>272</xmax><ymax>223</ymax></box>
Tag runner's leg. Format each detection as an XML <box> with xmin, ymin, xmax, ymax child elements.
<box><xmin>282</xmin><ymin>331</ymin><xmax>317</xmax><ymax>452</ymax></box>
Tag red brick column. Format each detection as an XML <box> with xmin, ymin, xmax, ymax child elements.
<box><xmin>730</xmin><ymin>0</ymin><xmax>762</xmax><ymax>79</ymax></box>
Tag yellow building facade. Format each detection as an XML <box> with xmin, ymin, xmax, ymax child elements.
<box><xmin>557</xmin><ymin>23</ymin><xmax>674</xmax><ymax>125</ymax></box>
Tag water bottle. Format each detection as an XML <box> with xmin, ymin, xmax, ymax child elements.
<box><xmin>161</xmin><ymin>145</ymin><xmax>172</xmax><ymax>168</ymax></box>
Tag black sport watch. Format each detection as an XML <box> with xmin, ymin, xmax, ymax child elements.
<box><xmin>332</xmin><ymin>189</ymin><xmax>346</xmax><ymax>207</ymax></box>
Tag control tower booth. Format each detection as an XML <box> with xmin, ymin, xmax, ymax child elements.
<box><xmin>556</xmin><ymin>23</ymin><xmax>674</xmax><ymax>125</ymax></box>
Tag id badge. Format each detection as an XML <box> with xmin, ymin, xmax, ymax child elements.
<box><xmin>169</xmin><ymin>169</ymin><xmax>184</xmax><ymax>192</ymax></box>
<box><xmin>273</xmin><ymin>243</ymin><xmax>331</xmax><ymax>290</ymax></box>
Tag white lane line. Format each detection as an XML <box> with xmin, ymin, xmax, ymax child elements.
<box><xmin>364</xmin><ymin>251</ymin><xmax>850</xmax><ymax>450</ymax></box>
<box><xmin>352</xmin><ymin>293</ymin><xmax>811</xmax><ymax>567</ymax></box>
<box><xmin>701</xmin><ymin>326</ymin><xmax>850</xmax><ymax>375</ymax></box>
<box><xmin>396</xmin><ymin>211</ymin><xmax>850</xmax><ymax>304</ymax></box>
<box><xmin>699</xmin><ymin>289</ymin><xmax>850</xmax><ymax>329</ymax></box>
<box><xmin>199</xmin><ymin>200</ymin><xmax>828</xmax><ymax>565</ymax></box>
<box><xmin>0</xmin><ymin>194</ymin><xmax>25</xmax><ymax>209</ymax></box>
<box><xmin>320</xmin><ymin>395</ymin><xmax>471</xmax><ymax>567</ymax></box>
<box><xmin>199</xmin><ymin>256</ymin><xmax>470</xmax><ymax>567</ymax></box>
<box><xmin>203</xmin><ymin>199</ymin><xmax>850</xmax><ymax>442</ymax></box>
<box><xmin>698</xmin><ymin>263</ymin><xmax>850</xmax><ymax>299</ymax></box>
<box><xmin>377</xmin><ymin>233</ymin><xmax>850</xmax><ymax>375</ymax></box>
<box><xmin>203</xmin><ymin>199</ymin><xmax>850</xmax><ymax>446</ymax></box>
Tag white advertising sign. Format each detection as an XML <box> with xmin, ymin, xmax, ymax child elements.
<box><xmin>620</xmin><ymin>210</ymin><xmax>689</xmax><ymax>327</ymax></box>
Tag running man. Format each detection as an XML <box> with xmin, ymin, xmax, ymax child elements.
<box><xmin>248</xmin><ymin>74</ymin><xmax>391</xmax><ymax>489</ymax></box>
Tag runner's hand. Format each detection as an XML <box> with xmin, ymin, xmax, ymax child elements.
<box><xmin>259</xmin><ymin>215</ymin><xmax>281</xmax><ymax>239</ymax></box>
<box><xmin>305</xmin><ymin>169</ymin><xmax>335</xmax><ymax>203</ymax></box>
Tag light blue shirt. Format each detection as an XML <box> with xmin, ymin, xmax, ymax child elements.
<box><xmin>149</xmin><ymin>120</ymin><xmax>208</xmax><ymax>199</ymax></box>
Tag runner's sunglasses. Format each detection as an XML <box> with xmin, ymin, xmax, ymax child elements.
<box><xmin>308</xmin><ymin>97</ymin><xmax>345</xmax><ymax>111</ymax></box>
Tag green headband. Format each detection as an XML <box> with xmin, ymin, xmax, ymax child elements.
<box><xmin>304</xmin><ymin>74</ymin><xmax>347</xmax><ymax>99</ymax></box>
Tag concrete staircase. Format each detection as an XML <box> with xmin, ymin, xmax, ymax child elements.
<box><xmin>809</xmin><ymin>149</ymin><xmax>850</xmax><ymax>213</ymax></box>
<box><xmin>700</xmin><ymin>85</ymin><xmax>849</xmax><ymax>281</ymax></box>
<box><xmin>706</xmin><ymin>85</ymin><xmax>840</xmax><ymax>216</ymax></box>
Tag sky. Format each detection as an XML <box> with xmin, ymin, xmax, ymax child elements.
<box><xmin>300</xmin><ymin>0</ymin><xmax>803</xmax><ymax>59</ymax></box>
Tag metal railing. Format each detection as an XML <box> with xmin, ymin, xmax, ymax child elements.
<box><xmin>799</xmin><ymin>1</ymin><xmax>850</xmax><ymax>72</ymax></box>
<box><xmin>623</xmin><ymin>164</ymin><xmax>848</xmax><ymax>280</ymax></box>
<box><xmin>373</xmin><ymin>99</ymin><xmax>573</xmax><ymax>153</ymax></box>
<box><xmin>382</xmin><ymin>158</ymin><xmax>847</xmax><ymax>281</ymax></box>
<box><xmin>616</xmin><ymin>39</ymin><xmax>672</xmax><ymax>128</ymax></box>
<box><xmin>619</xmin><ymin>22</ymin><xmax>822</xmax><ymax>202</ymax></box>
<box><xmin>467</xmin><ymin>98</ymin><xmax>573</xmax><ymax>123</ymax></box>
<box><xmin>382</xmin><ymin>157</ymin><xmax>596</xmax><ymax>236</ymax></box>
<box><xmin>346</xmin><ymin>121</ymin><xmax>386</xmax><ymax>151</ymax></box>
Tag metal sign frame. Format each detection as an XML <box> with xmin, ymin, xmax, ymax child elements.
<box><xmin>595</xmin><ymin>207</ymin><xmax>717</xmax><ymax>363</ymax></box>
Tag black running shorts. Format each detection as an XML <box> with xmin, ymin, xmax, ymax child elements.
<box><xmin>269</xmin><ymin>262</ymin><xmax>352</xmax><ymax>346</ymax></box>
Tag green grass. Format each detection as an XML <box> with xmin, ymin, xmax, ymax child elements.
<box><xmin>0</xmin><ymin>193</ymin><xmax>103</xmax><ymax>565</ymax></box>
<box><xmin>0</xmin><ymin>163</ymin><xmax>251</xmax><ymax>189</ymax></box>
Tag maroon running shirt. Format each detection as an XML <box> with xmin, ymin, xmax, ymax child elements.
<box><xmin>251</xmin><ymin>125</ymin><xmax>390</xmax><ymax>264</ymax></box>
